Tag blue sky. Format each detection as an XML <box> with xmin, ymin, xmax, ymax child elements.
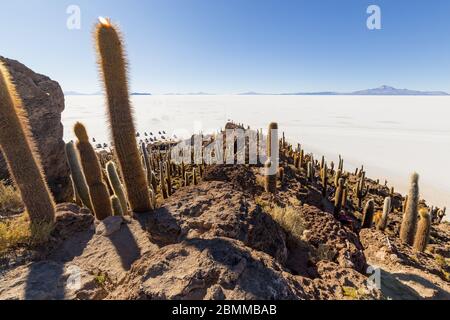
<box><xmin>1</xmin><ymin>0</ymin><xmax>450</xmax><ymax>94</ymax></box>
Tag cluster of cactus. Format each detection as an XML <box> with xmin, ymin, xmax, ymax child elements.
<box><xmin>0</xmin><ymin>62</ymin><xmax>56</xmax><ymax>226</ymax></box>
<box><xmin>74</xmin><ymin>123</ymin><xmax>113</xmax><ymax>220</ymax></box>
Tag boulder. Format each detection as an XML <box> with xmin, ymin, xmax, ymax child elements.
<box><xmin>0</xmin><ymin>56</ymin><xmax>72</xmax><ymax>202</ymax></box>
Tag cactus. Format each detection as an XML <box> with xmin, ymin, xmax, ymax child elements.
<box><xmin>184</xmin><ymin>171</ymin><xmax>190</xmax><ymax>187</ymax></box>
<box><xmin>141</xmin><ymin>142</ymin><xmax>154</xmax><ymax>188</ymax></box>
<box><xmin>298</xmin><ymin>149</ymin><xmax>304</xmax><ymax>170</ymax></box>
<box><xmin>355</xmin><ymin>172</ymin><xmax>369</xmax><ymax>208</ymax></box>
<box><xmin>95</xmin><ymin>18</ymin><xmax>151</xmax><ymax>212</ymax></box>
<box><xmin>65</xmin><ymin>141</ymin><xmax>93</xmax><ymax>211</ymax></box>
<box><xmin>376</xmin><ymin>196</ymin><xmax>391</xmax><ymax>231</ymax></box>
<box><xmin>193</xmin><ymin>167</ymin><xmax>198</xmax><ymax>185</ymax></box>
<box><xmin>389</xmin><ymin>186</ymin><xmax>395</xmax><ymax>197</ymax></box>
<box><xmin>307</xmin><ymin>161</ymin><xmax>314</xmax><ymax>182</ymax></box>
<box><xmin>341</xmin><ymin>184</ymin><xmax>348</xmax><ymax>208</ymax></box>
<box><xmin>267</xmin><ymin>122</ymin><xmax>278</xmax><ymax>159</ymax></box>
<box><xmin>149</xmin><ymin>187</ymin><xmax>156</xmax><ymax>210</ymax></box>
<box><xmin>278</xmin><ymin>166</ymin><xmax>284</xmax><ymax>183</ymax></box>
<box><xmin>264</xmin><ymin>159</ymin><xmax>277</xmax><ymax>193</ymax></box>
<box><xmin>361</xmin><ymin>199</ymin><xmax>375</xmax><ymax>229</ymax></box>
<box><xmin>321</xmin><ymin>163</ymin><xmax>327</xmax><ymax>197</ymax></box>
<box><xmin>334</xmin><ymin>169</ymin><xmax>342</xmax><ymax>187</ymax></box>
<box><xmin>0</xmin><ymin>62</ymin><xmax>56</xmax><ymax>225</ymax></box>
<box><xmin>413</xmin><ymin>208</ymin><xmax>431</xmax><ymax>252</ymax></box>
<box><xmin>166</xmin><ymin>161</ymin><xmax>172</xmax><ymax>196</ymax></box>
<box><xmin>334</xmin><ymin>178</ymin><xmax>345</xmax><ymax>217</ymax></box>
<box><xmin>111</xmin><ymin>195</ymin><xmax>124</xmax><ymax>216</ymax></box>
<box><xmin>159</xmin><ymin>162</ymin><xmax>168</xmax><ymax>199</ymax></box>
<box><xmin>106</xmin><ymin>161</ymin><xmax>128</xmax><ymax>214</ymax></box>
<box><xmin>400</xmin><ymin>173</ymin><xmax>420</xmax><ymax>245</ymax></box>
<box><xmin>74</xmin><ymin>122</ymin><xmax>112</xmax><ymax>220</ymax></box>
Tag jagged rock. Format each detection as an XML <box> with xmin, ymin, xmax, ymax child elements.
<box><xmin>0</xmin><ymin>56</ymin><xmax>72</xmax><ymax>202</ymax></box>
<box><xmin>109</xmin><ymin>237</ymin><xmax>310</xmax><ymax>300</ymax></box>
<box><xmin>145</xmin><ymin>181</ymin><xmax>288</xmax><ymax>263</ymax></box>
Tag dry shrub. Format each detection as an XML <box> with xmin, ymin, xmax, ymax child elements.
<box><xmin>0</xmin><ymin>180</ymin><xmax>23</xmax><ymax>215</ymax></box>
<box><xmin>0</xmin><ymin>213</ymin><xmax>53</xmax><ymax>254</ymax></box>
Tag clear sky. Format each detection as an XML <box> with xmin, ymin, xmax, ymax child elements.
<box><xmin>1</xmin><ymin>0</ymin><xmax>450</xmax><ymax>94</ymax></box>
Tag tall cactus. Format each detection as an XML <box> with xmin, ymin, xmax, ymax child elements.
<box><xmin>355</xmin><ymin>172</ymin><xmax>369</xmax><ymax>208</ymax></box>
<box><xmin>74</xmin><ymin>122</ymin><xmax>112</xmax><ymax>220</ymax></box>
<box><xmin>106</xmin><ymin>161</ymin><xmax>128</xmax><ymax>214</ymax></box>
<box><xmin>413</xmin><ymin>208</ymin><xmax>431</xmax><ymax>252</ymax></box>
<box><xmin>361</xmin><ymin>199</ymin><xmax>375</xmax><ymax>229</ymax></box>
<box><xmin>95</xmin><ymin>18</ymin><xmax>151</xmax><ymax>212</ymax></box>
<box><xmin>334</xmin><ymin>178</ymin><xmax>345</xmax><ymax>217</ymax></box>
<box><xmin>0</xmin><ymin>62</ymin><xmax>56</xmax><ymax>225</ymax></box>
<box><xmin>376</xmin><ymin>196</ymin><xmax>391</xmax><ymax>231</ymax></box>
<box><xmin>321</xmin><ymin>163</ymin><xmax>327</xmax><ymax>197</ymax></box>
<box><xmin>400</xmin><ymin>172</ymin><xmax>420</xmax><ymax>245</ymax></box>
<box><xmin>265</xmin><ymin>122</ymin><xmax>278</xmax><ymax>194</ymax></box>
<box><xmin>65</xmin><ymin>141</ymin><xmax>93</xmax><ymax>211</ymax></box>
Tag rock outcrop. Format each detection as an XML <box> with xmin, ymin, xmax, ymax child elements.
<box><xmin>0</xmin><ymin>56</ymin><xmax>72</xmax><ymax>202</ymax></box>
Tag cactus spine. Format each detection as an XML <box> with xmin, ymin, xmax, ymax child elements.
<box><xmin>74</xmin><ymin>122</ymin><xmax>112</xmax><ymax>220</ymax></box>
<box><xmin>106</xmin><ymin>161</ymin><xmax>128</xmax><ymax>214</ymax></box>
<box><xmin>95</xmin><ymin>18</ymin><xmax>151</xmax><ymax>212</ymax></box>
<box><xmin>0</xmin><ymin>62</ymin><xmax>56</xmax><ymax>225</ymax></box>
<box><xmin>377</xmin><ymin>196</ymin><xmax>391</xmax><ymax>231</ymax></box>
<box><xmin>65</xmin><ymin>141</ymin><xmax>93</xmax><ymax>211</ymax></box>
<box><xmin>361</xmin><ymin>199</ymin><xmax>375</xmax><ymax>229</ymax></box>
<box><xmin>400</xmin><ymin>173</ymin><xmax>420</xmax><ymax>245</ymax></box>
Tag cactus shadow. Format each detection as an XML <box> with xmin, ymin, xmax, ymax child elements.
<box><xmin>24</xmin><ymin>261</ymin><xmax>66</xmax><ymax>300</ymax></box>
<box><xmin>107</xmin><ymin>223</ymin><xmax>141</xmax><ymax>270</ymax></box>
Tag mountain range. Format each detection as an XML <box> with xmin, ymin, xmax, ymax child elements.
<box><xmin>64</xmin><ymin>86</ymin><xmax>449</xmax><ymax>96</ymax></box>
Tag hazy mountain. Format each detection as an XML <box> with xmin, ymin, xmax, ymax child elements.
<box><xmin>131</xmin><ymin>92</ymin><xmax>152</xmax><ymax>96</ymax></box>
<box><xmin>64</xmin><ymin>91</ymin><xmax>101</xmax><ymax>96</ymax></box>
<box><xmin>350</xmin><ymin>85</ymin><xmax>448</xmax><ymax>96</ymax></box>
<box><xmin>239</xmin><ymin>86</ymin><xmax>449</xmax><ymax>96</ymax></box>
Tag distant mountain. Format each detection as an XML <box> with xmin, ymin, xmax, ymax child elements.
<box><xmin>240</xmin><ymin>86</ymin><xmax>449</xmax><ymax>96</ymax></box>
<box><xmin>64</xmin><ymin>91</ymin><xmax>101</xmax><ymax>96</ymax></box>
<box><xmin>131</xmin><ymin>92</ymin><xmax>152</xmax><ymax>96</ymax></box>
<box><xmin>237</xmin><ymin>92</ymin><xmax>269</xmax><ymax>96</ymax></box>
<box><xmin>350</xmin><ymin>85</ymin><xmax>449</xmax><ymax>96</ymax></box>
<box><xmin>164</xmin><ymin>92</ymin><xmax>214</xmax><ymax>95</ymax></box>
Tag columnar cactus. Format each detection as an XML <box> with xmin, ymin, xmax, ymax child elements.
<box><xmin>106</xmin><ymin>161</ymin><xmax>128</xmax><ymax>214</ymax></box>
<box><xmin>355</xmin><ymin>173</ymin><xmax>369</xmax><ymax>208</ymax></box>
<box><xmin>307</xmin><ymin>161</ymin><xmax>314</xmax><ymax>182</ymax></box>
<box><xmin>321</xmin><ymin>163</ymin><xmax>327</xmax><ymax>197</ymax></box>
<box><xmin>361</xmin><ymin>199</ymin><xmax>375</xmax><ymax>229</ymax></box>
<box><xmin>298</xmin><ymin>149</ymin><xmax>304</xmax><ymax>170</ymax></box>
<box><xmin>413</xmin><ymin>208</ymin><xmax>431</xmax><ymax>252</ymax></box>
<box><xmin>95</xmin><ymin>18</ymin><xmax>151</xmax><ymax>212</ymax></box>
<box><xmin>65</xmin><ymin>141</ymin><xmax>93</xmax><ymax>211</ymax></box>
<box><xmin>265</xmin><ymin>122</ymin><xmax>278</xmax><ymax>194</ymax></box>
<box><xmin>193</xmin><ymin>167</ymin><xmax>198</xmax><ymax>185</ymax></box>
<box><xmin>400</xmin><ymin>173</ymin><xmax>420</xmax><ymax>245</ymax></box>
<box><xmin>334</xmin><ymin>169</ymin><xmax>342</xmax><ymax>187</ymax></box>
<box><xmin>376</xmin><ymin>196</ymin><xmax>391</xmax><ymax>231</ymax></box>
<box><xmin>159</xmin><ymin>161</ymin><xmax>168</xmax><ymax>199</ymax></box>
<box><xmin>278</xmin><ymin>166</ymin><xmax>284</xmax><ymax>183</ymax></box>
<box><xmin>334</xmin><ymin>178</ymin><xmax>345</xmax><ymax>217</ymax></box>
<box><xmin>0</xmin><ymin>62</ymin><xmax>56</xmax><ymax>225</ymax></box>
<box><xmin>74</xmin><ymin>122</ymin><xmax>112</xmax><ymax>220</ymax></box>
<box><xmin>166</xmin><ymin>161</ymin><xmax>172</xmax><ymax>196</ymax></box>
<box><xmin>111</xmin><ymin>195</ymin><xmax>124</xmax><ymax>216</ymax></box>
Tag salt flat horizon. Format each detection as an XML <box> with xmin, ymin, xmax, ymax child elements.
<box><xmin>62</xmin><ymin>95</ymin><xmax>450</xmax><ymax>218</ymax></box>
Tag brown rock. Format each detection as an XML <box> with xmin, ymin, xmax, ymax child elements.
<box><xmin>0</xmin><ymin>56</ymin><xmax>72</xmax><ymax>202</ymax></box>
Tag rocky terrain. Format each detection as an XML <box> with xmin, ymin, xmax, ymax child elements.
<box><xmin>0</xmin><ymin>156</ymin><xmax>448</xmax><ymax>300</ymax></box>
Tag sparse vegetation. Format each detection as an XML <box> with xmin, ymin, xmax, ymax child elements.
<box><xmin>0</xmin><ymin>180</ymin><xmax>23</xmax><ymax>216</ymax></box>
